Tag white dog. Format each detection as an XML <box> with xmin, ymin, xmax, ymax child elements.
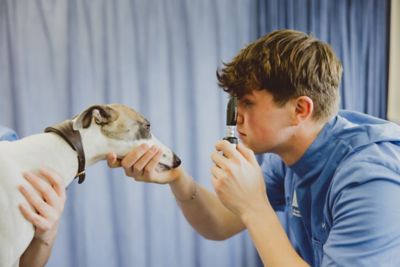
<box><xmin>0</xmin><ymin>104</ymin><xmax>181</xmax><ymax>267</ymax></box>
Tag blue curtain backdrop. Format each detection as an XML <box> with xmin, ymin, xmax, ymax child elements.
<box><xmin>0</xmin><ymin>0</ymin><xmax>390</xmax><ymax>267</ymax></box>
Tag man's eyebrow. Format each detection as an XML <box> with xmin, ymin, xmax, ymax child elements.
<box><xmin>239</xmin><ymin>95</ymin><xmax>254</xmax><ymax>101</ymax></box>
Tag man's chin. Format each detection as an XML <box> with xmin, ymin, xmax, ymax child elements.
<box><xmin>240</xmin><ymin>141</ymin><xmax>269</xmax><ymax>154</ymax></box>
<box><xmin>239</xmin><ymin>140</ymin><xmax>257</xmax><ymax>152</ymax></box>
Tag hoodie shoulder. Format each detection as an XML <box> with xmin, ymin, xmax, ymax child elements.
<box><xmin>335</xmin><ymin>110</ymin><xmax>400</xmax><ymax>150</ymax></box>
<box><xmin>326</xmin><ymin>111</ymin><xmax>400</xmax><ymax>206</ymax></box>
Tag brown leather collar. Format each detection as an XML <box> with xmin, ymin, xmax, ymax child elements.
<box><xmin>44</xmin><ymin>120</ymin><xmax>86</xmax><ymax>184</ymax></box>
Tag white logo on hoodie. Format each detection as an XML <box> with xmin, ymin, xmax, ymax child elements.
<box><xmin>292</xmin><ymin>190</ymin><xmax>302</xmax><ymax>217</ymax></box>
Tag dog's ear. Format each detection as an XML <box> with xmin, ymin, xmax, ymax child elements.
<box><xmin>72</xmin><ymin>105</ymin><xmax>119</xmax><ymax>130</ymax></box>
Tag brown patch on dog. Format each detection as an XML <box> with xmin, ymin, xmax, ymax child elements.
<box><xmin>110</xmin><ymin>104</ymin><xmax>147</xmax><ymax>124</ymax></box>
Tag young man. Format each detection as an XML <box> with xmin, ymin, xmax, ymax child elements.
<box><xmin>0</xmin><ymin>126</ymin><xmax>66</xmax><ymax>267</ymax></box>
<box><xmin>108</xmin><ymin>29</ymin><xmax>400</xmax><ymax>266</ymax></box>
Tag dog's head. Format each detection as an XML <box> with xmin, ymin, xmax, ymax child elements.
<box><xmin>71</xmin><ymin>104</ymin><xmax>181</xmax><ymax>171</ymax></box>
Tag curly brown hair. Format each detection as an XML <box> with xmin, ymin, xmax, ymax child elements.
<box><xmin>217</xmin><ymin>29</ymin><xmax>343</xmax><ymax>121</ymax></box>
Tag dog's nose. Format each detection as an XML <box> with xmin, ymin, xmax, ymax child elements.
<box><xmin>144</xmin><ymin>119</ymin><xmax>151</xmax><ymax>130</ymax></box>
<box><xmin>172</xmin><ymin>154</ymin><xmax>181</xmax><ymax>168</ymax></box>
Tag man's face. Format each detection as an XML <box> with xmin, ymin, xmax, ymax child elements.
<box><xmin>236</xmin><ymin>90</ymin><xmax>294</xmax><ymax>154</ymax></box>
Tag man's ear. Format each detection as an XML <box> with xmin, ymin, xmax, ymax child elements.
<box><xmin>72</xmin><ymin>105</ymin><xmax>119</xmax><ymax>130</ymax></box>
<box><xmin>293</xmin><ymin>96</ymin><xmax>314</xmax><ymax>125</ymax></box>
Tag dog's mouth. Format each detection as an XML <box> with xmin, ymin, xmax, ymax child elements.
<box><xmin>158</xmin><ymin>153</ymin><xmax>181</xmax><ymax>171</ymax></box>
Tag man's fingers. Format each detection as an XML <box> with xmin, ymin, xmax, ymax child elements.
<box><xmin>129</xmin><ymin>148</ymin><xmax>160</xmax><ymax>180</ymax></box>
<box><xmin>210</xmin><ymin>151</ymin><xmax>229</xmax><ymax>171</ymax></box>
<box><xmin>107</xmin><ymin>153</ymin><xmax>122</xmax><ymax>168</ymax></box>
<box><xmin>38</xmin><ymin>168</ymin><xmax>66</xmax><ymax>200</ymax></box>
<box><xmin>210</xmin><ymin>171</ymin><xmax>223</xmax><ymax>193</ymax></box>
<box><xmin>215</xmin><ymin>140</ymin><xmax>239</xmax><ymax>160</ymax></box>
<box><xmin>22</xmin><ymin>172</ymin><xmax>59</xmax><ymax>208</ymax></box>
<box><xmin>142</xmin><ymin>150</ymin><xmax>163</xmax><ymax>177</ymax></box>
<box><xmin>210</xmin><ymin>165</ymin><xmax>227</xmax><ymax>180</ymax></box>
<box><xmin>236</xmin><ymin>143</ymin><xmax>257</xmax><ymax>164</ymax></box>
<box><xmin>133</xmin><ymin>146</ymin><xmax>160</xmax><ymax>172</ymax></box>
<box><xmin>211</xmin><ymin>174</ymin><xmax>218</xmax><ymax>189</ymax></box>
<box><xmin>121</xmin><ymin>144</ymin><xmax>150</xmax><ymax>169</ymax></box>
<box><xmin>19</xmin><ymin>204</ymin><xmax>51</xmax><ymax>232</ymax></box>
<box><xmin>215</xmin><ymin>141</ymin><xmax>257</xmax><ymax>166</ymax></box>
<box><xmin>151</xmin><ymin>166</ymin><xmax>183</xmax><ymax>184</ymax></box>
<box><xmin>19</xmin><ymin>183</ymin><xmax>51</xmax><ymax>217</ymax></box>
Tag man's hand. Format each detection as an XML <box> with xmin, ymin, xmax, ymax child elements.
<box><xmin>18</xmin><ymin>168</ymin><xmax>66</xmax><ymax>267</ymax></box>
<box><xmin>19</xmin><ymin>168</ymin><xmax>66</xmax><ymax>245</ymax></box>
<box><xmin>107</xmin><ymin>144</ymin><xmax>182</xmax><ymax>184</ymax></box>
<box><xmin>210</xmin><ymin>140</ymin><xmax>269</xmax><ymax>219</ymax></box>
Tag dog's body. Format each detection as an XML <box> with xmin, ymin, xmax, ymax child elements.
<box><xmin>0</xmin><ymin>104</ymin><xmax>180</xmax><ymax>267</ymax></box>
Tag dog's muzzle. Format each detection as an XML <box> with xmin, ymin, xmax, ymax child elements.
<box><xmin>158</xmin><ymin>153</ymin><xmax>181</xmax><ymax>171</ymax></box>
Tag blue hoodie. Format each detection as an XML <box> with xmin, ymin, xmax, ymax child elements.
<box><xmin>260</xmin><ymin>110</ymin><xmax>400</xmax><ymax>266</ymax></box>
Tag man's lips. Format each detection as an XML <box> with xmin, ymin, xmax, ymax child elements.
<box><xmin>237</xmin><ymin>131</ymin><xmax>247</xmax><ymax>137</ymax></box>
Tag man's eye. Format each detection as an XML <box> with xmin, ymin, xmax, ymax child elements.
<box><xmin>243</xmin><ymin>101</ymin><xmax>253</xmax><ymax>108</ymax></box>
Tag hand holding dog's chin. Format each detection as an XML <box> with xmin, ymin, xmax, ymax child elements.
<box><xmin>133</xmin><ymin>165</ymin><xmax>184</xmax><ymax>185</ymax></box>
<box><xmin>161</xmin><ymin>166</ymin><xmax>186</xmax><ymax>184</ymax></box>
<box><xmin>107</xmin><ymin>151</ymin><xmax>184</xmax><ymax>185</ymax></box>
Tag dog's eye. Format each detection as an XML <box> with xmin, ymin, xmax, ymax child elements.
<box><xmin>145</xmin><ymin>123</ymin><xmax>151</xmax><ymax>130</ymax></box>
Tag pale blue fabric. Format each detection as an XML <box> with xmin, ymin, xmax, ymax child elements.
<box><xmin>261</xmin><ymin>111</ymin><xmax>400</xmax><ymax>266</ymax></box>
<box><xmin>0</xmin><ymin>125</ymin><xmax>18</xmax><ymax>141</ymax></box>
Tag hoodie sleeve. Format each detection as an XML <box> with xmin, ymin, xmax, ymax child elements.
<box><xmin>0</xmin><ymin>126</ymin><xmax>18</xmax><ymax>141</ymax></box>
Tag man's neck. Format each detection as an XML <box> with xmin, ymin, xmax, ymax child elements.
<box><xmin>279</xmin><ymin>120</ymin><xmax>326</xmax><ymax>166</ymax></box>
